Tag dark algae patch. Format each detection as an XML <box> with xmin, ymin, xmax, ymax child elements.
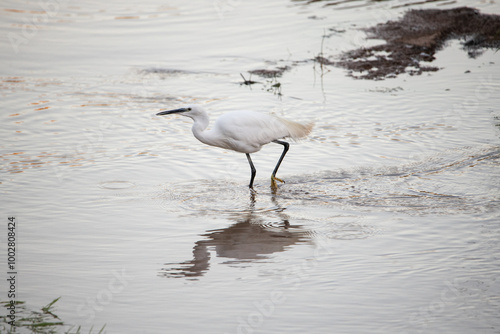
<box><xmin>336</xmin><ymin>7</ymin><xmax>500</xmax><ymax>80</ymax></box>
<box><xmin>249</xmin><ymin>66</ymin><xmax>291</xmax><ymax>78</ymax></box>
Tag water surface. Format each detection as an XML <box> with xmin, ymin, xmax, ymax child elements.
<box><xmin>1</xmin><ymin>0</ymin><xmax>499</xmax><ymax>333</ymax></box>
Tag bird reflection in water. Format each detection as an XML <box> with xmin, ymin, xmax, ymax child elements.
<box><xmin>159</xmin><ymin>192</ymin><xmax>310</xmax><ymax>279</ymax></box>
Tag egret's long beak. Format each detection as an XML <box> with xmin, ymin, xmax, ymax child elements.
<box><xmin>156</xmin><ymin>108</ymin><xmax>188</xmax><ymax>116</ymax></box>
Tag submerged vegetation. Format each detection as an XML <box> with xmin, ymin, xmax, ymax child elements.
<box><xmin>240</xmin><ymin>72</ymin><xmax>284</xmax><ymax>96</ymax></box>
<box><xmin>0</xmin><ymin>298</ymin><xmax>105</xmax><ymax>334</ymax></box>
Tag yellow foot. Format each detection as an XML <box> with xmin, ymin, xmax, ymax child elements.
<box><xmin>271</xmin><ymin>175</ymin><xmax>285</xmax><ymax>188</ymax></box>
<box><xmin>272</xmin><ymin>176</ymin><xmax>285</xmax><ymax>183</ymax></box>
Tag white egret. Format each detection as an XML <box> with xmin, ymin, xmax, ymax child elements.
<box><xmin>156</xmin><ymin>105</ymin><xmax>313</xmax><ymax>188</ymax></box>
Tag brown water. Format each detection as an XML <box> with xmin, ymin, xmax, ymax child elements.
<box><xmin>1</xmin><ymin>0</ymin><xmax>499</xmax><ymax>333</ymax></box>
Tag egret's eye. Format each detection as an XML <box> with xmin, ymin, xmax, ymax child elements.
<box><xmin>187</xmin><ymin>108</ymin><xmax>192</xmax><ymax>111</ymax></box>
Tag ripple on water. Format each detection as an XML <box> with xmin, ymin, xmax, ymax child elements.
<box><xmin>153</xmin><ymin>145</ymin><xmax>500</xmax><ymax>281</ymax></box>
<box><xmin>292</xmin><ymin>145</ymin><xmax>498</xmax><ymax>213</ymax></box>
<box><xmin>156</xmin><ymin>145</ymin><xmax>499</xmax><ymax>216</ymax></box>
<box><xmin>99</xmin><ymin>180</ymin><xmax>136</xmax><ymax>189</ymax></box>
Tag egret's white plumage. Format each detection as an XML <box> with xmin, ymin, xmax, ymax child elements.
<box><xmin>156</xmin><ymin>104</ymin><xmax>313</xmax><ymax>188</ymax></box>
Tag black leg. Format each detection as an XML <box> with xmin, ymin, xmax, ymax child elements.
<box><xmin>272</xmin><ymin>140</ymin><xmax>289</xmax><ymax>179</ymax></box>
<box><xmin>246</xmin><ymin>153</ymin><xmax>256</xmax><ymax>188</ymax></box>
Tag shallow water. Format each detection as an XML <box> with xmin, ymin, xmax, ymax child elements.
<box><xmin>1</xmin><ymin>0</ymin><xmax>500</xmax><ymax>333</ymax></box>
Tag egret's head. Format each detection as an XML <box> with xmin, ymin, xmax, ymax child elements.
<box><xmin>156</xmin><ymin>104</ymin><xmax>204</xmax><ymax>119</ymax></box>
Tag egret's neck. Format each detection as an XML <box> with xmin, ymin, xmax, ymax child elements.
<box><xmin>190</xmin><ymin>112</ymin><xmax>211</xmax><ymax>144</ymax></box>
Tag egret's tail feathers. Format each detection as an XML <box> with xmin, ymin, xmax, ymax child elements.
<box><xmin>279</xmin><ymin>118</ymin><xmax>314</xmax><ymax>140</ymax></box>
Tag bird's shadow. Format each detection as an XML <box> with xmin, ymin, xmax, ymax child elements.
<box><xmin>159</xmin><ymin>190</ymin><xmax>310</xmax><ymax>279</ymax></box>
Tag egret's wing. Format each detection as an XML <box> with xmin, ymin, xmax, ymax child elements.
<box><xmin>213</xmin><ymin>111</ymin><xmax>312</xmax><ymax>153</ymax></box>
